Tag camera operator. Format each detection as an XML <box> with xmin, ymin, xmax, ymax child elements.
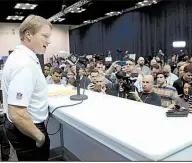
<box><xmin>130</xmin><ymin>75</ymin><xmax>162</xmax><ymax>106</ymax></box>
<box><xmin>106</xmin><ymin>59</ymin><xmax>142</xmax><ymax>93</ymax></box>
<box><xmin>110</xmin><ymin>70</ymin><xmax>137</xmax><ymax>100</ymax></box>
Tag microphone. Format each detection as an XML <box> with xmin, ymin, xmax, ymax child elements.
<box><xmin>64</xmin><ymin>53</ymin><xmax>88</xmax><ymax>101</ymax></box>
<box><xmin>171</xmin><ymin>95</ymin><xmax>188</xmax><ymax>111</ymax></box>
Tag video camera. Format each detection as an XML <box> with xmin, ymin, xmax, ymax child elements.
<box><xmin>92</xmin><ymin>53</ymin><xmax>105</xmax><ymax>62</ymax></box>
<box><xmin>67</xmin><ymin>53</ymin><xmax>89</xmax><ymax>69</ymax></box>
<box><xmin>115</xmin><ymin>70</ymin><xmax>138</xmax><ymax>99</ymax></box>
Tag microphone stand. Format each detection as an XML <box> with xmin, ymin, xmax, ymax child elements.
<box><xmin>70</xmin><ymin>65</ymin><xmax>88</xmax><ymax>101</ymax></box>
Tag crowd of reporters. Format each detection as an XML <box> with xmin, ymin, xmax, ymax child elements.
<box><xmin>43</xmin><ymin>53</ymin><xmax>192</xmax><ymax>111</ymax></box>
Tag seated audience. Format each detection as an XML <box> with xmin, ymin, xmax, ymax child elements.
<box><xmin>93</xmin><ymin>74</ymin><xmax>106</xmax><ymax>94</ymax></box>
<box><xmin>67</xmin><ymin>70</ymin><xmax>76</xmax><ymax>87</ymax></box>
<box><xmin>163</xmin><ymin>65</ymin><xmax>178</xmax><ymax>86</ymax></box>
<box><xmin>135</xmin><ymin>57</ymin><xmax>151</xmax><ymax>75</ymax></box>
<box><xmin>179</xmin><ymin>83</ymin><xmax>190</xmax><ymax>110</ymax></box>
<box><xmin>154</xmin><ymin>71</ymin><xmax>178</xmax><ymax>109</ymax></box>
<box><xmin>150</xmin><ymin>64</ymin><xmax>160</xmax><ymax>85</ymax></box>
<box><xmin>44</xmin><ymin>63</ymin><xmax>51</xmax><ymax>80</ymax></box>
<box><xmin>150</xmin><ymin>59</ymin><xmax>157</xmax><ymax>67</ymax></box>
<box><xmin>47</xmin><ymin>67</ymin><xmax>67</xmax><ymax>85</ymax></box>
<box><xmin>178</xmin><ymin>63</ymin><xmax>188</xmax><ymax>78</ymax></box>
<box><xmin>131</xmin><ymin>75</ymin><xmax>162</xmax><ymax>106</ymax></box>
<box><xmin>79</xmin><ymin>68</ymin><xmax>91</xmax><ymax>89</ymax></box>
<box><xmin>94</xmin><ymin>61</ymin><xmax>113</xmax><ymax>89</ymax></box>
<box><xmin>173</xmin><ymin>64</ymin><xmax>192</xmax><ymax>96</ymax></box>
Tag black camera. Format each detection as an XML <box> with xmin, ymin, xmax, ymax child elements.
<box><xmin>67</xmin><ymin>54</ymin><xmax>88</xmax><ymax>69</ymax></box>
<box><xmin>115</xmin><ymin>71</ymin><xmax>137</xmax><ymax>99</ymax></box>
<box><xmin>93</xmin><ymin>54</ymin><xmax>104</xmax><ymax>61</ymax></box>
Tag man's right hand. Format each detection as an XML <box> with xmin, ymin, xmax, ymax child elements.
<box><xmin>36</xmin><ymin>133</ymin><xmax>45</xmax><ymax>148</ymax></box>
<box><xmin>111</xmin><ymin>61</ymin><xmax>119</xmax><ymax>68</ymax></box>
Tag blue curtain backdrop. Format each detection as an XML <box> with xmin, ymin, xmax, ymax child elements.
<box><xmin>69</xmin><ymin>0</ymin><xmax>192</xmax><ymax>60</ymax></box>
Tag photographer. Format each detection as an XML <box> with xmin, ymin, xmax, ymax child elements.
<box><xmin>109</xmin><ymin>70</ymin><xmax>137</xmax><ymax>100</ymax></box>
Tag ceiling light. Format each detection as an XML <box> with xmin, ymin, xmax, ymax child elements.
<box><xmin>173</xmin><ymin>41</ymin><xmax>186</xmax><ymax>48</ymax></box>
<box><xmin>153</xmin><ymin>0</ymin><xmax>157</xmax><ymax>3</ymax></box>
<box><xmin>7</xmin><ymin>16</ymin><xmax>11</xmax><ymax>20</ymax></box>
<box><xmin>70</xmin><ymin>7</ymin><xmax>86</xmax><ymax>13</ymax></box>
<box><xmin>83</xmin><ymin>20</ymin><xmax>91</xmax><ymax>24</ymax></box>
<box><xmin>58</xmin><ymin>18</ymin><xmax>65</xmax><ymax>22</ymax></box>
<box><xmin>105</xmin><ymin>11</ymin><xmax>122</xmax><ymax>16</ymax></box>
<box><xmin>144</xmin><ymin>0</ymin><xmax>148</xmax><ymax>2</ymax></box>
<box><xmin>6</xmin><ymin>16</ymin><xmax>24</xmax><ymax>21</ymax></box>
<box><xmin>14</xmin><ymin>3</ymin><xmax>38</xmax><ymax>10</ymax></box>
<box><xmin>138</xmin><ymin>2</ymin><xmax>143</xmax><ymax>4</ymax></box>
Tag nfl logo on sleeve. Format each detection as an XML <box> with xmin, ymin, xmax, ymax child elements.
<box><xmin>16</xmin><ymin>93</ymin><xmax>23</xmax><ymax>100</ymax></box>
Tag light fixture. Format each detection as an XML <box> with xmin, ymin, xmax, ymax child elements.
<box><xmin>6</xmin><ymin>16</ymin><xmax>24</xmax><ymax>21</ymax></box>
<box><xmin>172</xmin><ymin>41</ymin><xmax>186</xmax><ymax>48</ymax></box>
<box><xmin>14</xmin><ymin>3</ymin><xmax>38</xmax><ymax>10</ymax></box>
<box><xmin>70</xmin><ymin>7</ymin><xmax>86</xmax><ymax>13</ymax></box>
<box><xmin>53</xmin><ymin>17</ymin><xmax>65</xmax><ymax>23</ymax></box>
<box><xmin>48</xmin><ymin>0</ymin><xmax>91</xmax><ymax>22</ymax></box>
<box><xmin>153</xmin><ymin>0</ymin><xmax>157</xmax><ymax>3</ymax></box>
<box><xmin>105</xmin><ymin>11</ymin><xmax>122</xmax><ymax>16</ymax></box>
<box><xmin>136</xmin><ymin>0</ymin><xmax>159</xmax><ymax>8</ymax></box>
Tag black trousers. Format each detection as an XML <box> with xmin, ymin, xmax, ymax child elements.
<box><xmin>0</xmin><ymin>123</ymin><xmax>10</xmax><ymax>161</ymax></box>
<box><xmin>4</xmin><ymin>118</ymin><xmax>50</xmax><ymax>161</ymax></box>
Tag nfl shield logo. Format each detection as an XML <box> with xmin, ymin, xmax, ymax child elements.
<box><xmin>16</xmin><ymin>93</ymin><xmax>23</xmax><ymax>100</ymax></box>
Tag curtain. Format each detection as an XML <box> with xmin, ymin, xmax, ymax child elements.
<box><xmin>69</xmin><ymin>0</ymin><xmax>192</xmax><ymax>60</ymax></box>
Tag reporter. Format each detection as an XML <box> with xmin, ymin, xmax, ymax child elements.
<box><xmin>2</xmin><ymin>15</ymin><xmax>52</xmax><ymax>161</ymax></box>
<box><xmin>130</xmin><ymin>75</ymin><xmax>162</xmax><ymax>106</ymax></box>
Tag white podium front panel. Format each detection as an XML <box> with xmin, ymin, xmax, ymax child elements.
<box><xmin>48</xmin><ymin>85</ymin><xmax>192</xmax><ymax>161</ymax></box>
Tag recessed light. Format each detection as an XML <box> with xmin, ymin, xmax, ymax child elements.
<box><xmin>6</xmin><ymin>16</ymin><xmax>11</xmax><ymax>20</ymax></box>
<box><xmin>19</xmin><ymin>17</ymin><xmax>24</xmax><ymax>20</ymax></box>
<box><xmin>14</xmin><ymin>3</ymin><xmax>38</xmax><ymax>10</ymax></box>
<box><xmin>6</xmin><ymin>15</ymin><xmax>24</xmax><ymax>20</ymax></box>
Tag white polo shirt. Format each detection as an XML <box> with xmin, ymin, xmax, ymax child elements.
<box><xmin>2</xmin><ymin>44</ymin><xmax>48</xmax><ymax>123</ymax></box>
